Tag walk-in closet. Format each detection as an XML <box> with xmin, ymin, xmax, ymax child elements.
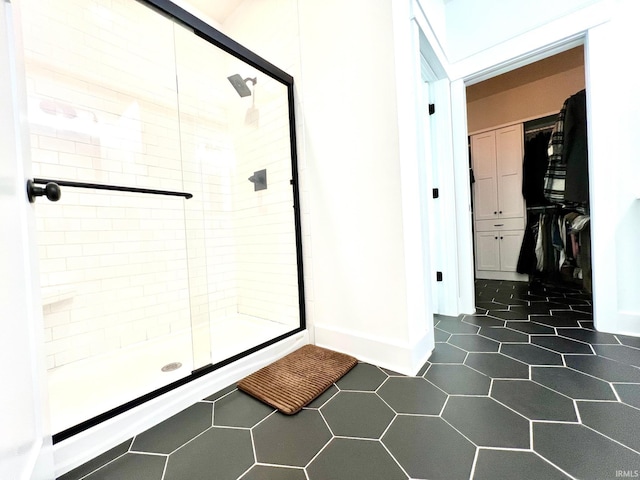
<box><xmin>467</xmin><ymin>46</ymin><xmax>591</xmax><ymax>291</ymax></box>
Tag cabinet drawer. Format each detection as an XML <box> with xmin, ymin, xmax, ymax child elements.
<box><xmin>475</xmin><ymin>217</ymin><xmax>524</xmax><ymax>232</ymax></box>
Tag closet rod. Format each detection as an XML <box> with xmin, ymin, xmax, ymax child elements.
<box><xmin>32</xmin><ymin>178</ymin><xmax>193</xmax><ymax>199</ymax></box>
<box><xmin>526</xmin><ymin>205</ymin><xmax>559</xmax><ymax>213</ymax></box>
<box><xmin>524</xmin><ymin>124</ymin><xmax>555</xmax><ymax>135</ymax></box>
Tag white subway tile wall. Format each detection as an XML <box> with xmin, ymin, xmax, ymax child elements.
<box><xmin>22</xmin><ymin>0</ymin><xmax>300</xmax><ymax>372</ymax></box>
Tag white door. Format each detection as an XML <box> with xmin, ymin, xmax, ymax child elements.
<box><xmin>423</xmin><ymin>81</ymin><xmax>441</xmax><ymax>313</ymax></box>
<box><xmin>0</xmin><ymin>2</ymin><xmax>54</xmax><ymax>479</ymax></box>
<box><xmin>499</xmin><ymin>230</ymin><xmax>525</xmax><ymax>272</ymax></box>
<box><xmin>470</xmin><ymin>131</ymin><xmax>499</xmax><ymax>221</ymax></box>
<box><xmin>475</xmin><ymin>231</ymin><xmax>501</xmax><ymax>271</ymax></box>
<box><xmin>495</xmin><ymin>125</ymin><xmax>525</xmax><ymax>219</ymax></box>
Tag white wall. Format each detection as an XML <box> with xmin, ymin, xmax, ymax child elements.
<box><xmin>295</xmin><ymin>0</ymin><xmax>433</xmax><ymax>373</ymax></box>
<box><xmin>467</xmin><ymin>65</ymin><xmax>585</xmax><ymax>133</ymax></box>
<box><xmin>444</xmin><ymin>0</ymin><xmax>600</xmax><ymax>62</ymax></box>
<box><xmin>585</xmin><ymin>0</ymin><xmax>640</xmax><ymax>334</ymax></box>
<box><xmin>297</xmin><ymin>0</ymin><xmax>406</xmax><ymax>348</ymax></box>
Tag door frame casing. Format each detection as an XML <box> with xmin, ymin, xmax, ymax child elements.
<box><xmin>1</xmin><ymin>0</ymin><xmax>54</xmax><ymax>478</ymax></box>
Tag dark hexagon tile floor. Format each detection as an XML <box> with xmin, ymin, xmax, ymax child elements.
<box><xmin>464</xmin><ymin>352</ymin><xmax>529</xmax><ymax>379</ymax></box>
<box><xmin>320</xmin><ymin>391</ymin><xmax>394</xmax><ymax>439</ymax></box>
<box><xmin>335</xmin><ymin>363</ymin><xmax>388</xmax><ymax>391</ymax></box>
<box><xmin>448</xmin><ymin>333</ymin><xmax>500</xmax><ymax>352</ymax></box>
<box><xmin>472</xmin><ymin>449</ymin><xmax>572</xmax><ymax>480</ymax></box>
<box><xmin>462</xmin><ymin>314</ymin><xmax>505</xmax><ymax>327</ymax></box>
<box><xmin>377</xmin><ymin>376</ymin><xmax>447</xmax><ymax>415</ymax></box>
<box><xmin>61</xmin><ymin>280</ymin><xmax>640</xmax><ymax>480</ymax></box>
<box><xmin>131</xmin><ymin>402</ymin><xmax>213</xmax><ymax>454</ymax></box>
<box><xmin>487</xmin><ymin>309</ymin><xmax>530</xmax><ymax>321</ymax></box>
<box><xmin>307</xmin><ymin>438</ymin><xmax>407</xmax><ymax>480</ymax></box>
<box><xmin>213</xmin><ymin>390</ymin><xmax>274</xmax><ymax>428</ymax></box>
<box><xmin>577</xmin><ymin>401</ymin><xmax>640</xmax><ymax>452</ymax></box>
<box><xmin>531</xmin><ymin>366</ymin><xmax>618</xmax><ymax>400</ymax></box>
<box><xmin>478</xmin><ymin>326</ymin><xmax>529</xmax><ymax>343</ymax></box>
<box><xmin>556</xmin><ymin>327</ymin><xmax>620</xmax><ymax>344</ymax></box>
<box><xmin>533</xmin><ymin>423</ymin><xmax>640</xmax><ymax>480</ymax></box>
<box><xmin>505</xmin><ymin>320</ymin><xmax>555</xmax><ymax>334</ymax></box>
<box><xmin>434</xmin><ymin>327</ymin><xmax>452</xmax><ymax>342</ymax></box>
<box><xmin>252</xmin><ymin>409</ymin><xmax>332</xmax><ymax>467</ymax></box>
<box><xmin>239</xmin><ymin>465</ymin><xmax>306</xmax><ymax>480</ymax></box>
<box><xmin>443</xmin><ymin>396</ymin><xmax>530</xmax><ymax>449</ymax></box>
<box><xmin>81</xmin><ymin>453</ymin><xmax>165</xmax><ymax>480</ymax></box>
<box><xmin>593</xmin><ymin>344</ymin><xmax>640</xmax><ymax>368</ymax></box>
<box><xmin>617</xmin><ymin>334</ymin><xmax>640</xmax><ymax>349</ymax></box>
<box><xmin>564</xmin><ymin>355</ymin><xmax>640</xmax><ymax>383</ymax></box>
<box><xmin>424</xmin><ymin>363</ymin><xmax>492</xmax><ymax>395</ymax></box>
<box><xmin>531</xmin><ymin>335</ymin><xmax>594</xmax><ymax>354</ymax></box>
<box><xmin>491</xmin><ymin>379</ymin><xmax>578</xmax><ymax>422</ymax></box>
<box><xmin>614</xmin><ymin>383</ymin><xmax>640</xmax><ymax>409</ymax></box>
<box><xmin>512</xmin><ymin>301</ymin><xmax>569</xmax><ymax>314</ymax></box>
<box><xmin>428</xmin><ymin>342</ymin><xmax>468</xmax><ymax>363</ymax></box>
<box><xmin>499</xmin><ymin>343</ymin><xmax>564</xmax><ymax>365</ymax></box>
<box><xmin>436</xmin><ymin>316</ymin><xmax>480</xmax><ymax>334</ymax></box>
<box><xmin>382</xmin><ymin>415</ymin><xmax>475</xmax><ymax>479</ymax></box>
<box><xmin>164</xmin><ymin>427</ymin><xmax>254</xmax><ymax>480</ymax></box>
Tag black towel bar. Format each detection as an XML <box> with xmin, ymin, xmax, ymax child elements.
<box><xmin>31</xmin><ymin>178</ymin><xmax>192</xmax><ymax>199</ymax></box>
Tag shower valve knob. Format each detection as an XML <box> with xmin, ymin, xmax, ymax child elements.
<box><xmin>27</xmin><ymin>180</ymin><xmax>61</xmax><ymax>203</ymax></box>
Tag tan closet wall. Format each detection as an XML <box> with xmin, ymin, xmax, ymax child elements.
<box><xmin>467</xmin><ymin>46</ymin><xmax>585</xmax><ymax>133</ymax></box>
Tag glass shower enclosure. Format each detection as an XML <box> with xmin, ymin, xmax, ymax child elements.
<box><xmin>19</xmin><ymin>0</ymin><xmax>304</xmax><ymax>440</ymax></box>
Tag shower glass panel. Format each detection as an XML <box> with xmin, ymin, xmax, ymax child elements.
<box><xmin>20</xmin><ymin>0</ymin><xmax>302</xmax><ymax>438</ymax></box>
<box><xmin>174</xmin><ymin>25</ymin><xmax>301</xmax><ymax>369</ymax></box>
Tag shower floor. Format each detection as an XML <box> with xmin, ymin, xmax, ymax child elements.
<box><xmin>210</xmin><ymin>314</ymin><xmax>295</xmax><ymax>366</ymax></box>
<box><xmin>48</xmin><ymin>315</ymin><xmax>295</xmax><ymax>435</ymax></box>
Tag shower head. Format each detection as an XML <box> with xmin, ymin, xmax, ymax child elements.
<box><xmin>227</xmin><ymin>74</ymin><xmax>256</xmax><ymax>97</ymax></box>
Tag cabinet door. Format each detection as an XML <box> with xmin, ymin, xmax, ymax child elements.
<box><xmin>499</xmin><ymin>230</ymin><xmax>525</xmax><ymax>272</ymax></box>
<box><xmin>471</xmin><ymin>131</ymin><xmax>499</xmax><ymax>221</ymax></box>
<box><xmin>495</xmin><ymin>125</ymin><xmax>525</xmax><ymax>219</ymax></box>
<box><xmin>475</xmin><ymin>231</ymin><xmax>501</xmax><ymax>271</ymax></box>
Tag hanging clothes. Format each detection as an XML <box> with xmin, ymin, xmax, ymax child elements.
<box><xmin>563</xmin><ymin>89</ymin><xmax>589</xmax><ymax>204</ymax></box>
<box><xmin>517</xmin><ymin>129</ymin><xmax>553</xmax><ymax>275</ymax></box>
<box><xmin>522</xmin><ymin>130</ymin><xmax>552</xmax><ymax>207</ymax></box>
<box><xmin>543</xmin><ymin>89</ymin><xmax>589</xmax><ymax>207</ymax></box>
<box><xmin>544</xmin><ymin>101</ymin><xmax>568</xmax><ymax>204</ymax></box>
<box><xmin>519</xmin><ymin>90</ymin><xmax>590</xmax><ymax>289</ymax></box>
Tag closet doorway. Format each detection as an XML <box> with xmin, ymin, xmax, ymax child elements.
<box><xmin>466</xmin><ymin>46</ymin><xmax>592</xmax><ymax>293</ymax></box>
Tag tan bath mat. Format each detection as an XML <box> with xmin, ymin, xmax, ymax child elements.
<box><xmin>237</xmin><ymin>344</ymin><xmax>358</xmax><ymax>414</ymax></box>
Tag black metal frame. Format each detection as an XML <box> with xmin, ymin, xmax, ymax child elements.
<box><xmin>32</xmin><ymin>178</ymin><xmax>193</xmax><ymax>198</ymax></box>
<box><xmin>53</xmin><ymin>0</ymin><xmax>306</xmax><ymax>444</ymax></box>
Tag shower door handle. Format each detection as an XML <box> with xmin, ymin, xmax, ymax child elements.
<box><xmin>26</xmin><ymin>179</ymin><xmax>61</xmax><ymax>203</ymax></box>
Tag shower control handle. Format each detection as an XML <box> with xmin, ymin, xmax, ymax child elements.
<box><xmin>27</xmin><ymin>179</ymin><xmax>61</xmax><ymax>203</ymax></box>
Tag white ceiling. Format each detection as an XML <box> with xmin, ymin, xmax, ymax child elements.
<box><xmin>185</xmin><ymin>0</ymin><xmax>245</xmax><ymax>24</ymax></box>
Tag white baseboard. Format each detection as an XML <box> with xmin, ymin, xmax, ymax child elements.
<box><xmin>475</xmin><ymin>270</ymin><xmax>529</xmax><ymax>282</ymax></box>
<box><xmin>313</xmin><ymin>323</ymin><xmax>434</xmax><ymax>376</ymax></box>
<box><xmin>53</xmin><ymin>331</ymin><xmax>309</xmax><ymax>478</ymax></box>
<box><xmin>596</xmin><ymin>311</ymin><xmax>640</xmax><ymax>337</ymax></box>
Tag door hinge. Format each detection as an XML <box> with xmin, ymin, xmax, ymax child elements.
<box><xmin>432</xmin><ymin>188</ymin><xmax>439</xmax><ymax>199</ymax></box>
<box><xmin>428</xmin><ymin>104</ymin><xmax>435</xmax><ymax>115</ymax></box>
<box><xmin>436</xmin><ymin>271</ymin><xmax>443</xmax><ymax>282</ymax></box>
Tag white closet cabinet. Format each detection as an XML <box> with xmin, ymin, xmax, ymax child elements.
<box><xmin>471</xmin><ymin>124</ymin><xmax>527</xmax><ymax>280</ymax></box>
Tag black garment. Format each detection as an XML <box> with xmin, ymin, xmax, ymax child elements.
<box><xmin>519</xmin><ymin>129</ymin><xmax>552</xmax><ymax>274</ymax></box>
<box><xmin>522</xmin><ymin>130</ymin><xmax>552</xmax><ymax>207</ymax></box>
<box><xmin>563</xmin><ymin>89</ymin><xmax>589</xmax><ymax>204</ymax></box>
<box><xmin>517</xmin><ymin>211</ymin><xmax>539</xmax><ymax>274</ymax></box>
